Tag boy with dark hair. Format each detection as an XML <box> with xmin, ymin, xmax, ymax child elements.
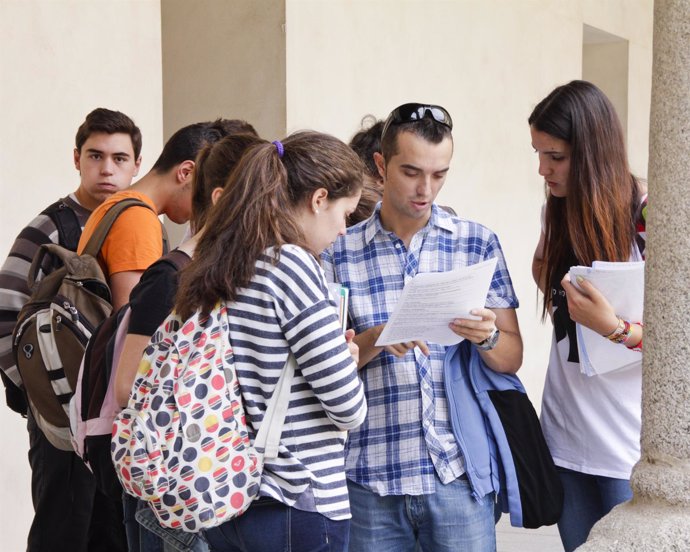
<box><xmin>73</xmin><ymin>107</ymin><xmax>143</xmax><ymax>210</ymax></box>
<box><xmin>348</xmin><ymin>114</ymin><xmax>456</xmax><ymax>226</ymax></box>
<box><xmin>150</xmin><ymin>118</ymin><xmax>255</xmax><ymax>173</ymax></box>
<box><xmin>0</xmin><ymin>107</ymin><xmax>142</xmax><ymax>552</ymax></box>
<box><xmin>75</xmin><ymin>107</ymin><xmax>143</xmax><ymax>159</ymax></box>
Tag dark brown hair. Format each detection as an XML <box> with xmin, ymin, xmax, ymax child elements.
<box><xmin>151</xmin><ymin>119</ymin><xmax>256</xmax><ymax>174</ymax></box>
<box><xmin>380</xmin><ymin>115</ymin><xmax>452</xmax><ymax>162</ymax></box>
<box><xmin>189</xmin><ymin>133</ymin><xmax>263</xmax><ymax>233</ymax></box>
<box><xmin>347</xmin><ymin>116</ymin><xmax>385</xmax><ymax>225</ymax></box>
<box><xmin>349</xmin><ymin>116</ymin><xmax>384</xmax><ymax>178</ymax></box>
<box><xmin>529</xmin><ymin>80</ymin><xmax>640</xmax><ymax>315</ymax></box>
<box><xmin>75</xmin><ymin>108</ymin><xmax>142</xmax><ymax>158</ymax></box>
<box><xmin>175</xmin><ymin>131</ymin><xmax>364</xmax><ymax>320</ymax></box>
<box><xmin>348</xmin><ymin>175</ymin><xmax>383</xmax><ymax>226</ymax></box>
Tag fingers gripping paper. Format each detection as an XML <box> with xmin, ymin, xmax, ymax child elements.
<box><xmin>376</xmin><ymin>257</ymin><xmax>498</xmax><ymax>347</ymax></box>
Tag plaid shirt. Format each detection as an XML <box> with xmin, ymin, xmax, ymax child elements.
<box><xmin>321</xmin><ymin>204</ymin><xmax>519</xmax><ymax>496</ymax></box>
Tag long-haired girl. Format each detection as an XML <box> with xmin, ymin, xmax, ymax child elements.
<box><xmin>529</xmin><ymin>80</ymin><xmax>646</xmax><ymax>552</ymax></box>
<box><xmin>175</xmin><ymin>132</ymin><xmax>368</xmax><ymax>552</ymax></box>
<box><xmin>116</xmin><ymin>130</ymin><xmax>261</xmax><ymax>552</ymax></box>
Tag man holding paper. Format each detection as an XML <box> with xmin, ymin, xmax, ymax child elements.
<box><xmin>322</xmin><ymin>103</ymin><xmax>522</xmax><ymax>551</ymax></box>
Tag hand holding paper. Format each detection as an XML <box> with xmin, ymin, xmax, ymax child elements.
<box><xmin>567</xmin><ymin>261</ymin><xmax>644</xmax><ymax>376</ymax></box>
<box><xmin>344</xmin><ymin>328</ymin><xmax>359</xmax><ymax>366</ymax></box>
<box><xmin>560</xmin><ymin>274</ymin><xmax>619</xmax><ymax>336</ymax></box>
<box><xmin>375</xmin><ymin>257</ymin><xmax>498</xmax><ymax>347</ymax></box>
<box><xmin>448</xmin><ymin>307</ymin><xmax>498</xmax><ymax>343</ymax></box>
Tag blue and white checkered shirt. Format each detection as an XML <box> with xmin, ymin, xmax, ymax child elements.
<box><xmin>321</xmin><ymin>203</ymin><xmax>519</xmax><ymax>496</ymax></box>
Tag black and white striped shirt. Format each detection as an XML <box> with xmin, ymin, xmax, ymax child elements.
<box><xmin>228</xmin><ymin>244</ymin><xmax>366</xmax><ymax>520</ymax></box>
<box><xmin>0</xmin><ymin>195</ymin><xmax>90</xmax><ymax>387</ymax></box>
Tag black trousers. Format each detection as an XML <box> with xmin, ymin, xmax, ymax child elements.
<box><xmin>26</xmin><ymin>411</ymin><xmax>127</xmax><ymax>552</ymax></box>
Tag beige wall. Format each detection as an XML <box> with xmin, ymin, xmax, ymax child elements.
<box><xmin>583</xmin><ymin>0</ymin><xmax>654</xmax><ymax>177</ymax></box>
<box><xmin>0</xmin><ymin>1</ymin><xmax>163</xmax><ymax>551</ymax></box>
<box><xmin>0</xmin><ymin>1</ymin><xmax>653</xmax><ymax>550</ymax></box>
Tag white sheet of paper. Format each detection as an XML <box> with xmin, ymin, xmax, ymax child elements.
<box><xmin>375</xmin><ymin>257</ymin><xmax>498</xmax><ymax>347</ymax></box>
<box><xmin>569</xmin><ymin>261</ymin><xmax>644</xmax><ymax>376</ymax></box>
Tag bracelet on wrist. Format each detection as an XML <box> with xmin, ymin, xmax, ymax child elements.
<box><xmin>625</xmin><ymin>321</ymin><xmax>644</xmax><ymax>351</ymax></box>
<box><xmin>603</xmin><ymin>317</ymin><xmax>624</xmax><ymax>339</ymax></box>
<box><xmin>604</xmin><ymin>317</ymin><xmax>632</xmax><ymax>344</ymax></box>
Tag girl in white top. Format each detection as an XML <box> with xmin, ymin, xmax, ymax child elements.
<box><xmin>529</xmin><ymin>80</ymin><xmax>646</xmax><ymax>552</ymax></box>
<box><xmin>174</xmin><ymin>132</ymin><xmax>367</xmax><ymax>552</ymax></box>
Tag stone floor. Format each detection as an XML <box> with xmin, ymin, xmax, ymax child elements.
<box><xmin>496</xmin><ymin>515</ymin><xmax>563</xmax><ymax>552</ymax></box>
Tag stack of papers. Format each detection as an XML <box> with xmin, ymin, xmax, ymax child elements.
<box><xmin>568</xmin><ymin>261</ymin><xmax>644</xmax><ymax>376</ymax></box>
<box><xmin>375</xmin><ymin>257</ymin><xmax>498</xmax><ymax>347</ymax></box>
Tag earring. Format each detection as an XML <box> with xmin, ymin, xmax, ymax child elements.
<box><xmin>314</xmin><ymin>209</ymin><xmax>320</xmax><ymax>215</ymax></box>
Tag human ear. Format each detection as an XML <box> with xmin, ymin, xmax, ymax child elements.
<box><xmin>210</xmin><ymin>186</ymin><xmax>224</xmax><ymax>205</ymax></box>
<box><xmin>374</xmin><ymin>152</ymin><xmax>386</xmax><ymax>181</ymax></box>
<box><xmin>73</xmin><ymin>148</ymin><xmax>81</xmax><ymax>171</ymax></box>
<box><xmin>311</xmin><ymin>188</ymin><xmax>328</xmax><ymax>213</ymax></box>
<box><xmin>177</xmin><ymin>160</ymin><xmax>195</xmax><ymax>184</ymax></box>
<box><xmin>133</xmin><ymin>155</ymin><xmax>142</xmax><ymax>177</ymax></box>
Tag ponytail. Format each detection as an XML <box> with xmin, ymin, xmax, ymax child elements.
<box><xmin>189</xmin><ymin>133</ymin><xmax>263</xmax><ymax>234</ymax></box>
<box><xmin>176</xmin><ymin>131</ymin><xmax>363</xmax><ymax>320</ymax></box>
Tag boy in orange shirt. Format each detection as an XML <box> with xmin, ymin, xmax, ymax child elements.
<box><xmin>78</xmin><ymin>119</ymin><xmax>255</xmax><ymax>309</ymax></box>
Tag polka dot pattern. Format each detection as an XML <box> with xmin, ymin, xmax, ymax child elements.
<box><xmin>111</xmin><ymin>305</ymin><xmax>262</xmax><ymax>532</ymax></box>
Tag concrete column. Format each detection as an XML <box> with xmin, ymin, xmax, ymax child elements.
<box><xmin>578</xmin><ymin>1</ymin><xmax>690</xmax><ymax>549</ymax></box>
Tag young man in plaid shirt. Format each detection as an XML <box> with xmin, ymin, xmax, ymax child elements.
<box><xmin>322</xmin><ymin>103</ymin><xmax>523</xmax><ymax>551</ymax></box>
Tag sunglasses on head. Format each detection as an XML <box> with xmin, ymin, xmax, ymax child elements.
<box><xmin>381</xmin><ymin>103</ymin><xmax>453</xmax><ymax>141</ymax></box>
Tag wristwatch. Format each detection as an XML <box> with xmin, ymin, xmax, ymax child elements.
<box><xmin>476</xmin><ymin>328</ymin><xmax>500</xmax><ymax>351</ymax></box>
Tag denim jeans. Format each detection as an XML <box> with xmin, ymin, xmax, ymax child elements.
<box><xmin>136</xmin><ymin>503</ymin><xmax>209</xmax><ymax>552</ymax></box>
<box><xmin>202</xmin><ymin>497</ymin><xmax>350</xmax><ymax>552</ymax></box>
<box><xmin>347</xmin><ymin>475</ymin><xmax>496</xmax><ymax>552</ymax></box>
<box><xmin>556</xmin><ymin>467</ymin><xmax>633</xmax><ymax>552</ymax></box>
<box><xmin>123</xmin><ymin>494</ymin><xmax>208</xmax><ymax>552</ymax></box>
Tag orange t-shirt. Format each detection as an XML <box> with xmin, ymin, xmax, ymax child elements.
<box><xmin>77</xmin><ymin>190</ymin><xmax>163</xmax><ymax>276</ymax></box>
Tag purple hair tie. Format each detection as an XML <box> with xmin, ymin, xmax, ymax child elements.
<box><xmin>272</xmin><ymin>140</ymin><xmax>284</xmax><ymax>158</ymax></box>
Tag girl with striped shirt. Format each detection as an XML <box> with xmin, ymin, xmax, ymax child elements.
<box><xmin>175</xmin><ymin>131</ymin><xmax>367</xmax><ymax>552</ymax></box>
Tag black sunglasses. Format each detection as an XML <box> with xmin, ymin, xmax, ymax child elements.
<box><xmin>381</xmin><ymin>103</ymin><xmax>453</xmax><ymax>141</ymax></box>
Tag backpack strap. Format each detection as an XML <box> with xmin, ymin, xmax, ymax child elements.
<box><xmin>160</xmin><ymin>249</ymin><xmax>192</xmax><ymax>271</ymax></box>
<box><xmin>161</xmin><ymin>225</ymin><xmax>170</xmax><ymax>255</ymax></box>
<box><xmin>253</xmin><ymin>353</ymin><xmax>296</xmax><ymax>459</ymax></box>
<box><xmin>41</xmin><ymin>200</ymin><xmax>82</xmax><ymax>251</ymax></box>
<box><xmin>81</xmin><ymin>198</ymin><xmax>154</xmax><ymax>258</ymax></box>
